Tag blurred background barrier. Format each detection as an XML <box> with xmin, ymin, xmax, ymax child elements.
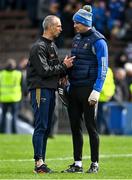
<box><xmin>103</xmin><ymin>102</ymin><xmax>132</xmax><ymax>135</ymax></box>
<box><xmin>0</xmin><ymin>104</ymin><xmax>34</xmax><ymax>134</ymax></box>
<box><xmin>123</xmin><ymin>102</ymin><xmax>132</xmax><ymax>135</ymax></box>
<box><xmin>1</xmin><ymin>100</ymin><xmax>132</xmax><ymax>135</ymax></box>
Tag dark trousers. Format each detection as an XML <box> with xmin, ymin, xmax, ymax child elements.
<box><xmin>30</xmin><ymin>88</ymin><xmax>55</xmax><ymax>161</ymax></box>
<box><xmin>0</xmin><ymin>102</ymin><xmax>19</xmax><ymax>133</ymax></box>
<box><xmin>68</xmin><ymin>86</ymin><xmax>99</xmax><ymax>162</ymax></box>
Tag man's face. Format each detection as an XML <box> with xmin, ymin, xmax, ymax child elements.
<box><xmin>51</xmin><ymin>18</ymin><xmax>62</xmax><ymax>38</ymax></box>
<box><xmin>74</xmin><ymin>21</ymin><xmax>88</xmax><ymax>33</ymax></box>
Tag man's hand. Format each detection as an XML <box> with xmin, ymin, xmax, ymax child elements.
<box><xmin>59</xmin><ymin>76</ymin><xmax>68</xmax><ymax>86</ymax></box>
<box><xmin>63</xmin><ymin>55</ymin><xmax>75</xmax><ymax>68</ymax></box>
<box><xmin>88</xmin><ymin>90</ymin><xmax>100</xmax><ymax>106</ymax></box>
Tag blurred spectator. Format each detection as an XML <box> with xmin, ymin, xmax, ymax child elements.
<box><xmin>49</xmin><ymin>1</ymin><xmax>63</xmax><ymax>47</ymax></box>
<box><xmin>113</xmin><ymin>68</ymin><xmax>129</xmax><ymax>103</ymax></box>
<box><xmin>49</xmin><ymin>1</ymin><xmax>60</xmax><ymax>16</ymax></box>
<box><xmin>124</xmin><ymin>62</ymin><xmax>132</xmax><ymax>95</ymax></box>
<box><xmin>61</xmin><ymin>3</ymin><xmax>74</xmax><ymax>44</ymax></box>
<box><xmin>110</xmin><ymin>0</ymin><xmax>132</xmax><ymax>41</ymax></box>
<box><xmin>125</xmin><ymin>43</ymin><xmax>132</xmax><ymax>61</ymax></box>
<box><xmin>110</xmin><ymin>20</ymin><xmax>124</xmax><ymax>40</ymax></box>
<box><xmin>108</xmin><ymin>0</ymin><xmax>126</xmax><ymax>22</ymax></box>
<box><xmin>114</xmin><ymin>51</ymin><xmax>128</xmax><ymax>68</ymax></box>
<box><xmin>97</xmin><ymin>67</ymin><xmax>115</xmax><ymax>134</ymax></box>
<box><xmin>107</xmin><ymin>0</ymin><xmax>126</xmax><ymax>37</ymax></box>
<box><xmin>124</xmin><ymin>62</ymin><xmax>132</xmax><ymax>74</ymax></box>
<box><xmin>18</xmin><ymin>57</ymin><xmax>28</xmax><ymax>98</ymax></box>
<box><xmin>61</xmin><ymin>1</ymin><xmax>82</xmax><ymax>46</ymax></box>
<box><xmin>37</xmin><ymin>0</ymin><xmax>50</xmax><ymax>34</ymax></box>
<box><xmin>27</xmin><ymin>0</ymin><xmax>38</xmax><ymax>28</ymax></box>
<box><xmin>18</xmin><ymin>57</ymin><xmax>34</xmax><ymax>126</ymax></box>
<box><xmin>129</xmin><ymin>83</ymin><xmax>132</xmax><ymax>101</ymax></box>
<box><xmin>0</xmin><ymin>59</ymin><xmax>22</xmax><ymax>133</ymax></box>
<box><xmin>92</xmin><ymin>1</ymin><xmax>107</xmax><ymax>35</ymax></box>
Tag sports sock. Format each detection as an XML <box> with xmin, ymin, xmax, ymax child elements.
<box><xmin>36</xmin><ymin>159</ymin><xmax>44</xmax><ymax>167</ymax></box>
<box><xmin>92</xmin><ymin>161</ymin><xmax>98</xmax><ymax>167</ymax></box>
<box><xmin>75</xmin><ymin>161</ymin><xmax>82</xmax><ymax>167</ymax></box>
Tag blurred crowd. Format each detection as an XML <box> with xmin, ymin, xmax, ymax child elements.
<box><xmin>0</xmin><ymin>0</ymin><xmax>132</xmax><ymax>43</ymax></box>
<box><xmin>1</xmin><ymin>49</ymin><xmax>132</xmax><ymax>135</ymax></box>
<box><xmin>0</xmin><ymin>0</ymin><xmax>132</xmax><ymax>135</ymax></box>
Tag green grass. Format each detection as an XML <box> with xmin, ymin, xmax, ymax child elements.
<box><xmin>0</xmin><ymin>134</ymin><xmax>132</xmax><ymax>179</ymax></box>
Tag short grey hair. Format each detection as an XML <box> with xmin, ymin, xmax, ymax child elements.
<box><xmin>42</xmin><ymin>15</ymin><xmax>60</xmax><ymax>31</ymax></box>
<box><xmin>6</xmin><ymin>58</ymin><xmax>16</xmax><ymax>69</ymax></box>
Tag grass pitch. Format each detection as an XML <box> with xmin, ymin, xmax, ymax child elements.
<box><xmin>0</xmin><ymin>134</ymin><xmax>132</xmax><ymax>179</ymax></box>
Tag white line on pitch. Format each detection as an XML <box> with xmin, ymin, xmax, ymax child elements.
<box><xmin>0</xmin><ymin>154</ymin><xmax>132</xmax><ymax>162</ymax></box>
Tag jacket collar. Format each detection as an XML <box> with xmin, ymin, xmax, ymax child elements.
<box><xmin>40</xmin><ymin>36</ymin><xmax>52</xmax><ymax>43</ymax></box>
<box><xmin>80</xmin><ymin>28</ymin><xmax>94</xmax><ymax>37</ymax></box>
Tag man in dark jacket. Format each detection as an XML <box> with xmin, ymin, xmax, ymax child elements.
<box><xmin>62</xmin><ymin>5</ymin><xmax>108</xmax><ymax>173</ymax></box>
<box><xmin>27</xmin><ymin>15</ymin><xmax>75</xmax><ymax>173</ymax></box>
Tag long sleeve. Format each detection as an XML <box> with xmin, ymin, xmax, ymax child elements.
<box><xmin>93</xmin><ymin>39</ymin><xmax>108</xmax><ymax>92</ymax></box>
<box><xmin>29</xmin><ymin>45</ymin><xmax>67</xmax><ymax>78</ymax></box>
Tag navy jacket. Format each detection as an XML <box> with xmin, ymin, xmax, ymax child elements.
<box><xmin>68</xmin><ymin>28</ymin><xmax>108</xmax><ymax>92</ymax></box>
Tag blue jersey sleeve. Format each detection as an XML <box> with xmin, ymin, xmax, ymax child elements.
<box><xmin>93</xmin><ymin>39</ymin><xmax>108</xmax><ymax>92</ymax></box>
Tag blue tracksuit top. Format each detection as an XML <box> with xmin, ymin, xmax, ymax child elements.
<box><xmin>68</xmin><ymin>28</ymin><xmax>108</xmax><ymax>92</ymax></box>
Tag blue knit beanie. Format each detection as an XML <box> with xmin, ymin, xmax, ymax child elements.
<box><xmin>73</xmin><ymin>5</ymin><xmax>93</xmax><ymax>27</ymax></box>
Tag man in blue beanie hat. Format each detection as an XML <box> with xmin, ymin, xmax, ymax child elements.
<box><xmin>73</xmin><ymin>5</ymin><xmax>93</xmax><ymax>27</ymax></box>
<box><xmin>62</xmin><ymin>5</ymin><xmax>108</xmax><ymax>173</ymax></box>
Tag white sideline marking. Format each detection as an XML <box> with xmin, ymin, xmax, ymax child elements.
<box><xmin>0</xmin><ymin>179</ymin><xmax>130</xmax><ymax>180</ymax></box>
<box><xmin>0</xmin><ymin>179</ymin><xmax>126</xmax><ymax>180</ymax></box>
<box><xmin>0</xmin><ymin>154</ymin><xmax>132</xmax><ymax>162</ymax></box>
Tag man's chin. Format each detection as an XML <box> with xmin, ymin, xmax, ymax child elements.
<box><xmin>75</xmin><ymin>29</ymin><xmax>79</xmax><ymax>33</ymax></box>
<box><xmin>54</xmin><ymin>33</ymin><xmax>60</xmax><ymax>38</ymax></box>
